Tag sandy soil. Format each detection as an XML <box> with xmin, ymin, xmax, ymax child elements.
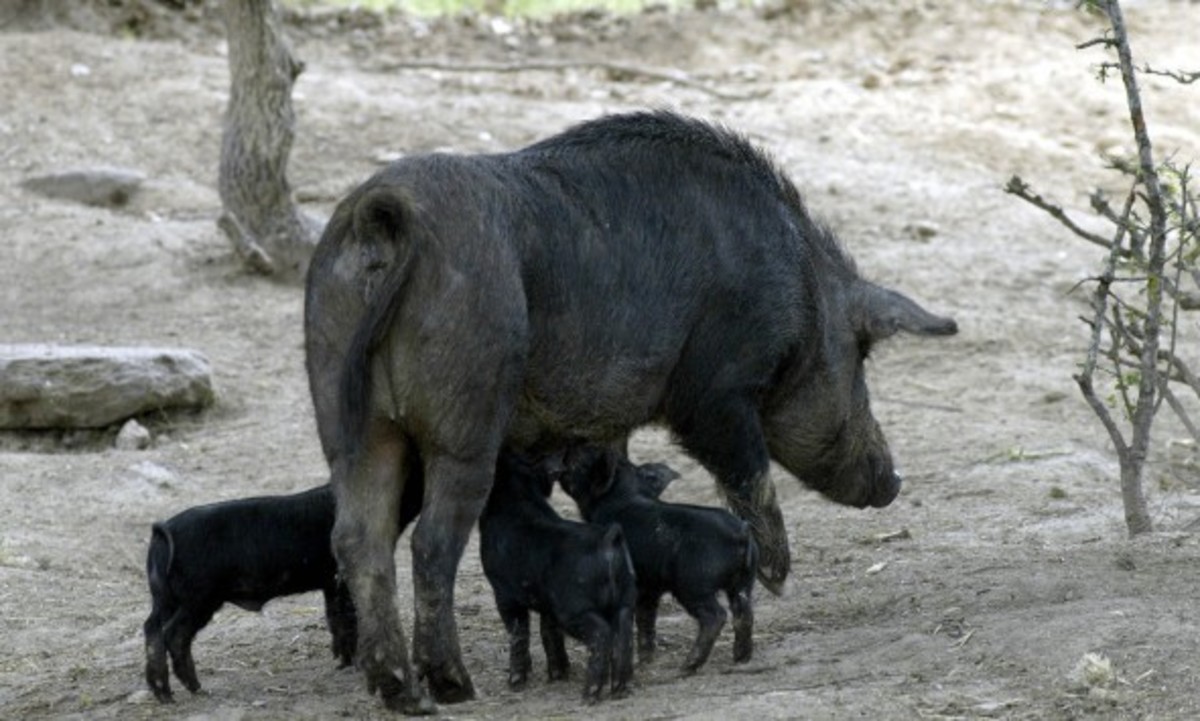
<box><xmin>2</xmin><ymin>1</ymin><xmax>1200</xmax><ymax>719</ymax></box>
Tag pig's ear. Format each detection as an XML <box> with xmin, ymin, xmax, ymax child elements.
<box><xmin>856</xmin><ymin>283</ymin><xmax>958</xmax><ymax>343</ymax></box>
<box><xmin>636</xmin><ymin>462</ymin><xmax>680</xmax><ymax>499</ymax></box>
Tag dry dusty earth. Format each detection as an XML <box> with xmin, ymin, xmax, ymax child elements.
<box><xmin>3</xmin><ymin>1</ymin><xmax>1200</xmax><ymax>719</ymax></box>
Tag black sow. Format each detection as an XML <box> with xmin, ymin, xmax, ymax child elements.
<box><xmin>303</xmin><ymin>110</ymin><xmax>957</xmax><ymax>711</ymax></box>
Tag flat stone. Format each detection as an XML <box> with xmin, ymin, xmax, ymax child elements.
<box><xmin>0</xmin><ymin>345</ymin><xmax>214</xmax><ymax>429</ymax></box>
<box><xmin>21</xmin><ymin>166</ymin><xmax>146</xmax><ymax>207</ymax></box>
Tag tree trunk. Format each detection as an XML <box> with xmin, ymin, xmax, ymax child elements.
<box><xmin>1118</xmin><ymin>453</ymin><xmax>1153</xmax><ymax>535</ymax></box>
<box><xmin>1106</xmin><ymin>0</ymin><xmax>1160</xmax><ymax>536</ymax></box>
<box><xmin>218</xmin><ymin>0</ymin><xmax>318</xmax><ymax>280</ymax></box>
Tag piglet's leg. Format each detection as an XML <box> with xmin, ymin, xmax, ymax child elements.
<box><xmin>611</xmin><ymin>605</ymin><xmax>634</xmax><ymax>698</ymax></box>
<box><xmin>163</xmin><ymin>605</ymin><xmax>213</xmax><ymax>694</ymax></box>
<box><xmin>563</xmin><ymin>613</ymin><xmax>613</xmax><ymax>704</ymax></box>
<box><xmin>728</xmin><ymin>586</ymin><xmax>754</xmax><ymax>663</ymax></box>
<box><xmin>539</xmin><ymin>614</ymin><xmax>569</xmax><ymax>682</ymax></box>
<box><xmin>499</xmin><ymin>604</ymin><xmax>532</xmax><ymax>689</ymax></box>
<box><xmin>323</xmin><ymin>583</ymin><xmax>358</xmax><ymax>667</ymax></box>
<box><xmin>143</xmin><ymin>610</ymin><xmax>172</xmax><ymax>702</ymax></box>
<box><xmin>634</xmin><ymin>592</ymin><xmax>660</xmax><ymax>665</ymax></box>
<box><xmin>676</xmin><ymin>594</ymin><xmax>727</xmax><ymax>674</ymax></box>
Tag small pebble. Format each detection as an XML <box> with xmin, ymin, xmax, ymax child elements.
<box><xmin>115</xmin><ymin>419</ymin><xmax>152</xmax><ymax>450</ymax></box>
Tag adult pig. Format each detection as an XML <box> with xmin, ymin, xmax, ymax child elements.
<box><xmin>303</xmin><ymin>110</ymin><xmax>957</xmax><ymax>713</ymax></box>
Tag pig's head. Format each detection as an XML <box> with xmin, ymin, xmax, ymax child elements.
<box><xmin>764</xmin><ymin>281</ymin><xmax>956</xmax><ymax>509</ymax></box>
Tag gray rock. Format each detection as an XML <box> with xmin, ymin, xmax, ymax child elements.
<box><xmin>21</xmin><ymin>166</ymin><xmax>146</xmax><ymax>207</ymax></box>
<box><xmin>115</xmin><ymin>418</ymin><xmax>152</xmax><ymax>450</ymax></box>
<box><xmin>0</xmin><ymin>345</ymin><xmax>214</xmax><ymax>429</ymax></box>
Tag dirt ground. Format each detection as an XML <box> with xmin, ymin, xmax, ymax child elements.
<box><xmin>3</xmin><ymin>1</ymin><xmax>1200</xmax><ymax>719</ymax></box>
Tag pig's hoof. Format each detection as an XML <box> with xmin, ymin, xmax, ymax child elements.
<box><xmin>383</xmin><ymin>690</ymin><xmax>437</xmax><ymax>716</ymax></box>
<box><xmin>423</xmin><ymin>664</ymin><xmax>476</xmax><ymax>704</ymax></box>
<box><xmin>756</xmin><ymin>562</ymin><xmax>787</xmax><ymax>596</ymax></box>
<box><xmin>374</xmin><ymin>672</ymin><xmax>437</xmax><ymax>716</ymax></box>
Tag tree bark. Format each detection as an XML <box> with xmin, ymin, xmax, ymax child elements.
<box><xmin>218</xmin><ymin>0</ymin><xmax>319</xmax><ymax>280</ymax></box>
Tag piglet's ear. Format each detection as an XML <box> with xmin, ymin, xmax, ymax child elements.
<box><xmin>856</xmin><ymin>282</ymin><xmax>958</xmax><ymax>343</ymax></box>
<box><xmin>539</xmin><ymin>448</ymin><xmax>567</xmax><ymax>478</ymax></box>
<box><xmin>636</xmin><ymin>462</ymin><xmax>680</xmax><ymax>499</ymax></box>
<box><xmin>593</xmin><ymin>448</ymin><xmax>621</xmax><ymax>496</ymax></box>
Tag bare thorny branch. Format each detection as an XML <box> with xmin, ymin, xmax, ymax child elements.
<box><xmin>1013</xmin><ymin>0</ymin><xmax>1199</xmax><ymax>535</ymax></box>
<box><xmin>1094</xmin><ymin>63</ymin><xmax>1200</xmax><ymax>85</ymax></box>
<box><xmin>1004</xmin><ymin>176</ymin><xmax>1115</xmax><ymax>251</ymax></box>
<box><xmin>1005</xmin><ymin>176</ymin><xmax>1200</xmax><ymax>309</ymax></box>
<box><xmin>1074</xmin><ymin>184</ymin><xmax>1138</xmax><ymax>461</ymax></box>
<box><xmin>1141</xmin><ymin>66</ymin><xmax>1200</xmax><ymax>85</ymax></box>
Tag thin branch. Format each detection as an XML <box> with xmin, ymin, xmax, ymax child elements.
<box><xmin>375</xmin><ymin>58</ymin><xmax>770</xmax><ymax>102</ymax></box>
<box><xmin>1104</xmin><ymin>347</ymin><xmax>1191</xmax><ymax>388</ymax></box>
<box><xmin>1076</xmin><ymin>374</ymin><xmax>1131</xmax><ymax>457</ymax></box>
<box><xmin>1091</xmin><ymin>185</ymin><xmax>1197</xmax><ymax>308</ymax></box>
<box><xmin>1159</xmin><ymin>382</ymin><xmax>1200</xmax><ymax>444</ymax></box>
<box><xmin>1162</xmin><ymin>208</ymin><xmax>1187</xmax><ymax>417</ymax></box>
<box><xmin>1165</xmin><ymin>354</ymin><xmax>1200</xmax><ymax>402</ymax></box>
<box><xmin>1111</xmin><ymin>306</ymin><xmax>1136</xmax><ymax>416</ymax></box>
<box><xmin>1104</xmin><ymin>315</ymin><xmax>1200</xmax><ymax>403</ymax></box>
<box><xmin>1090</xmin><ymin>189</ymin><xmax>1144</xmax><ymax>253</ymax></box>
<box><xmin>1140</xmin><ymin>65</ymin><xmax>1200</xmax><ymax>85</ymax></box>
<box><xmin>1175</xmin><ymin>169</ymin><xmax>1200</xmax><ymax>310</ymax></box>
<box><xmin>1005</xmin><ymin>175</ymin><xmax>1115</xmax><ymax>250</ymax></box>
<box><xmin>1075</xmin><ymin>183</ymin><xmax>1138</xmax><ymax>457</ymax></box>
<box><xmin>1076</xmin><ymin>36</ymin><xmax>1116</xmax><ymax>51</ymax></box>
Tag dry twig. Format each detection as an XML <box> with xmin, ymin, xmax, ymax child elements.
<box><xmin>1140</xmin><ymin>65</ymin><xmax>1200</xmax><ymax>85</ymax></box>
<box><xmin>1005</xmin><ymin>176</ymin><xmax>1114</xmax><ymax>251</ymax></box>
<box><xmin>377</xmin><ymin>57</ymin><xmax>770</xmax><ymax>101</ymax></box>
